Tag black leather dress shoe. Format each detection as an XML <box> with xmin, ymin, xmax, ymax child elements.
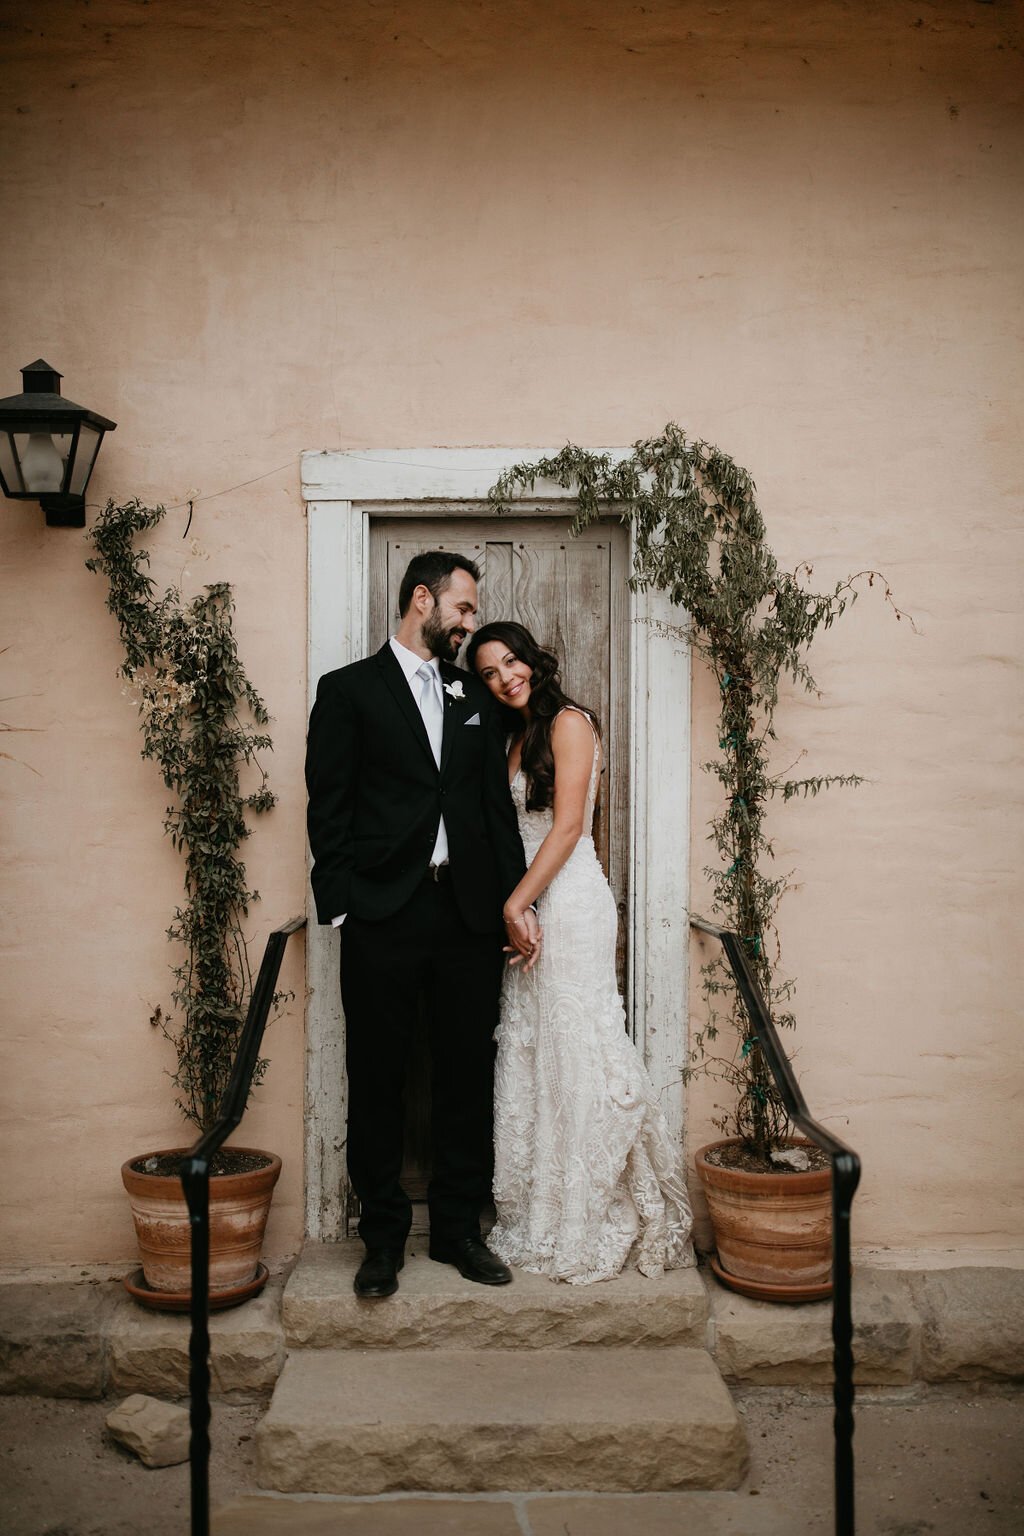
<box><xmin>353</xmin><ymin>1249</ymin><xmax>404</xmax><ymax>1299</ymax></box>
<box><xmin>428</xmin><ymin>1236</ymin><xmax>512</xmax><ymax>1286</ymax></box>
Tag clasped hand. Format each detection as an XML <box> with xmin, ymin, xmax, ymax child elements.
<box><xmin>503</xmin><ymin>905</ymin><xmax>542</xmax><ymax>972</ymax></box>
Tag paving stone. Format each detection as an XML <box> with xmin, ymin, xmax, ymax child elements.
<box><xmin>909</xmin><ymin>1267</ymin><xmax>1024</xmax><ymax>1381</ymax></box>
<box><xmin>256</xmin><ymin>1345</ymin><xmax>745</xmax><ymax>1495</ymax></box>
<box><xmin>0</xmin><ymin>1281</ymin><xmax>118</xmax><ymax>1398</ymax></box>
<box><xmin>709</xmin><ymin>1268</ymin><xmax>919</xmax><ymax>1384</ymax></box>
<box><xmin>527</xmin><ymin>1491</ymin><xmax>801</xmax><ymax>1535</ymax></box>
<box><xmin>212</xmin><ymin>1496</ymin><xmax>522</xmax><ymax>1534</ymax></box>
<box><xmin>108</xmin><ymin>1280</ymin><xmax>285</xmax><ymax>1399</ymax></box>
<box><xmin>212</xmin><ymin>1492</ymin><xmax>797</xmax><ymax>1535</ymax></box>
<box><xmin>283</xmin><ymin>1239</ymin><xmax>708</xmax><ymax>1350</ymax></box>
<box><xmin>105</xmin><ymin>1392</ymin><xmax>191</xmax><ymax>1467</ymax></box>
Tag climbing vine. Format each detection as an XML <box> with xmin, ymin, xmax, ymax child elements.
<box><xmin>491</xmin><ymin>425</ymin><xmax>905</xmax><ymax>1161</ymax></box>
<box><xmin>86</xmin><ymin>499</ymin><xmax>277</xmax><ymax>1131</ymax></box>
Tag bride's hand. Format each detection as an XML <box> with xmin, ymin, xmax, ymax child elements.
<box><xmin>503</xmin><ymin>904</ymin><xmax>531</xmax><ymax>958</ymax></box>
<box><xmin>504</xmin><ymin>905</ymin><xmax>542</xmax><ymax>970</ymax></box>
<box><xmin>521</xmin><ymin>907</ymin><xmax>542</xmax><ymax>971</ymax></box>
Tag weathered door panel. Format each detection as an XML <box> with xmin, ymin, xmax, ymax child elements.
<box><xmin>365</xmin><ymin>516</ymin><xmax>630</xmax><ymax>1225</ymax></box>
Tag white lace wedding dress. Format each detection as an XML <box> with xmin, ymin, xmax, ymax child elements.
<box><xmin>488</xmin><ymin>710</ymin><xmax>695</xmax><ymax>1284</ymax></box>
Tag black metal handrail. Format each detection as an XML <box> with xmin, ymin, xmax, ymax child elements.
<box><xmin>691</xmin><ymin>916</ymin><xmax>861</xmax><ymax>1536</ymax></box>
<box><xmin>179</xmin><ymin>915</ymin><xmax>306</xmax><ymax>1536</ymax></box>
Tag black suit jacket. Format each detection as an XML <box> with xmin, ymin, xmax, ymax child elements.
<box><xmin>305</xmin><ymin>643</ymin><xmax>526</xmax><ymax>932</ymax></box>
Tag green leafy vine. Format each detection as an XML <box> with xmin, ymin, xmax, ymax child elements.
<box><xmin>86</xmin><ymin>499</ymin><xmax>277</xmax><ymax>1131</ymax></box>
<box><xmin>491</xmin><ymin>424</ymin><xmax>907</xmax><ymax>1161</ymax></box>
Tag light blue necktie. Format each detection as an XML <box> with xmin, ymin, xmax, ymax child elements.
<box><xmin>416</xmin><ymin>662</ymin><xmax>448</xmax><ymax>866</ymax></box>
<box><xmin>416</xmin><ymin>661</ymin><xmax>443</xmax><ymax>769</ymax></box>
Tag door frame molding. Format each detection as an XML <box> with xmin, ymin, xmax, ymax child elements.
<box><xmin>302</xmin><ymin>448</ymin><xmax>691</xmax><ymax>1242</ymax></box>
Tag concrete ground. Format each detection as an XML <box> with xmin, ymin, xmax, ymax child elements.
<box><xmin>2</xmin><ymin>1383</ymin><xmax>1022</xmax><ymax>1536</ymax></box>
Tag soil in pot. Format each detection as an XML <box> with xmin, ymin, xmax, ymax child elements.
<box><xmin>130</xmin><ymin>1148</ymin><xmax>273</xmax><ymax>1178</ymax></box>
<box><xmin>701</xmin><ymin>1140</ymin><xmax>832</xmax><ymax>1174</ymax></box>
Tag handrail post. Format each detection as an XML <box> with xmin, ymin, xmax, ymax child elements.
<box><xmin>690</xmin><ymin>916</ymin><xmax>860</xmax><ymax>1536</ymax></box>
<box><xmin>181</xmin><ymin>1155</ymin><xmax>211</xmax><ymax>1536</ymax></box>
<box><xmin>179</xmin><ymin>916</ymin><xmax>306</xmax><ymax>1536</ymax></box>
<box><xmin>832</xmin><ymin>1151</ymin><xmax>861</xmax><ymax>1536</ymax></box>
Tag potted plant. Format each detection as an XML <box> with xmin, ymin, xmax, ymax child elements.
<box><xmin>491</xmin><ymin>427</ymin><xmax>904</xmax><ymax>1300</ymax></box>
<box><xmin>87</xmin><ymin>498</ymin><xmax>282</xmax><ymax>1305</ymax></box>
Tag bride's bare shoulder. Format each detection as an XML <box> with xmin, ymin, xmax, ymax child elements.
<box><xmin>552</xmin><ymin>707</ymin><xmax>599</xmax><ymax>751</ymax></box>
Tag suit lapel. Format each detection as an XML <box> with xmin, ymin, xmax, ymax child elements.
<box><xmin>375</xmin><ymin>644</ymin><xmax>437</xmax><ymax>771</ymax></box>
<box><xmin>439</xmin><ymin>663</ymin><xmax>471</xmax><ymax>774</ymax></box>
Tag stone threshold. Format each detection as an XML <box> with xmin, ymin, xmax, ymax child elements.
<box><xmin>1</xmin><ymin>1244</ymin><xmax>1022</xmax><ymax>1399</ymax></box>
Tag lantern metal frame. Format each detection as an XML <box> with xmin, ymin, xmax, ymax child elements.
<box><xmin>0</xmin><ymin>360</ymin><xmax>117</xmax><ymax>527</ymax></box>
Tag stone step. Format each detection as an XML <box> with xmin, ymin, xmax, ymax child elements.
<box><xmin>256</xmin><ymin>1345</ymin><xmax>746</xmax><ymax>1495</ymax></box>
<box><xmin>0</xmin><ymin>1271</ymin><xmax>286</xmax><ymax>1400</ymax></box>
<box><xmin>283</xmin><ymin>1240</ymin><xmax>708</xmax><ymax>1350</ymax></box>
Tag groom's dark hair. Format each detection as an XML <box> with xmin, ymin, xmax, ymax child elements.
<box><xmin>398</xmin><ymin>550</ymin><xmax>480</xmax><ymax>617</ymax></box>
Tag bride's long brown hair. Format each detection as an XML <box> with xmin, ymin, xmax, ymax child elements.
<box><xmin>466</xmin><ymin>621</ymin><xmax>600</xmax><ymax>813</ymax></box>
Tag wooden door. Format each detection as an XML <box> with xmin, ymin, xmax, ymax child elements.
<box><xmin>366</xmin><ymin>515</ymin><xmax>631</xmax><ymax>1222</ymax></box>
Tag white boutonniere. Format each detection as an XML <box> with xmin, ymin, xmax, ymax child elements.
<box><xmin>443</xmin><ymin>679</ymin><xmax>465</xmax><ymax>701</ymax></box>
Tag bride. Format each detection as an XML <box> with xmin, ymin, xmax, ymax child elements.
<box><xmin>466</xmin><ymin>621</ymin><xmax>694</xmax><ymax>1284</ymax></box>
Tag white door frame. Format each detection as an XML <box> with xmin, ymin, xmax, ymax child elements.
<box><xmin>302</xmin><ymin>448</ymin><xmax>692</xmax><ymax>1242</ymax></box>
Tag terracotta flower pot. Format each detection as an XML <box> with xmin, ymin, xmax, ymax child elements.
<box><xmin>695</xmin><ymin>1137</ymin><xmax>833</xmax><ymax>1302</ymax></box>
<box><xmin>121</xmin><ymin>1146</ymin><xmax>281</xmax><ymax>1296</ymax></box>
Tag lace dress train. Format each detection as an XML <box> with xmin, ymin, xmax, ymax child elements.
<box><xmin>488</xmin><ymin>712</ymin><xmax>694</xmax><ymax>1284</ymax></box>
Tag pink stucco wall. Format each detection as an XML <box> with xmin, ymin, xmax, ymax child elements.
<box><xmin>1</xmin><ymin>0</ymin><xmax>1021</xmax><ymax>1263</ymax></box>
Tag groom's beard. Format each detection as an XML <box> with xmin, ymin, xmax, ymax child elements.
<box><xmin>423</xmin><ymin>608</ymin><xmax>467</xmax><ymax>662</ymax></box>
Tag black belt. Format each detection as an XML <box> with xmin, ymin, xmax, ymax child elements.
<box><xmin>423</xmin><ymin>862</ymin><xmax>451</xmax><ymax>884</ymax></box>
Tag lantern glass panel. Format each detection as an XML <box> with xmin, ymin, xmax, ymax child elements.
<box><xmin>69</xmin><ymin>424</ymin><xmax>102</xmax><ymax>495</ymax></box>
<box><xmin>11</xmin><ymin>429</ymin><xmax>74</xmax><ymax>494</ymax></box>
<box><xmin>0</xmin><ymin>432</ymin><xmax>20</xmax><ymax>495</ymax></box>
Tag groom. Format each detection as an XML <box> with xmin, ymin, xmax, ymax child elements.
<box><xmin>305</xmin><ymin>551</ymin><xmax>535</xmax><ymax>1298</ymax></box>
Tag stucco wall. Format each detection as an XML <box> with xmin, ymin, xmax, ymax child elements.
<box><xmin>1</xmin><ymin>0</ymin><xmax>1021</xmax><ymax>1263</ymax></box>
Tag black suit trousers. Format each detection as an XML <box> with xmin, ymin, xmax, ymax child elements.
<box><xmin>339</xmin><ymin>876</ymin><xmax>505</xmax><ymax>1251</ymax></box>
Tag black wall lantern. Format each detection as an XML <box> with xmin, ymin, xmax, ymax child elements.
<box><xmin>0</xmin><ymin>360</ymin><xmax>117</xmax><ymax>527</ymax></box>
